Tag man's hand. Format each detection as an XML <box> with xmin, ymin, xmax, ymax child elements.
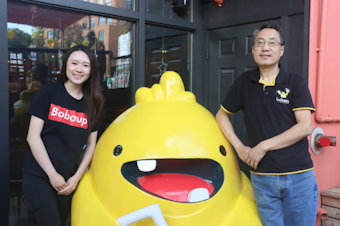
<box><xmin>235</xmin><ymin>145</ymin><xmax>251</xmax><ymax>163</ymax></box>
<box><xmin>247</xmin><ymin>143</ymin><xmax>267</xmax><ymax>170</ymax></box>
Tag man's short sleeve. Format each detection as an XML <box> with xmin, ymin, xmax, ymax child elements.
<box><xmin>291</xmin><ymin>75</ymin><xmax>315</xmax><ymax>113</ymax></box>
<box><xmin>26</xmin><ymin>85</ymin><xmax>51</xmax><ymax>121</ymax></box>
<box><xmin>221</xmin><ymin>75</ymin><xmax>244</xmax><ymax>114</ymax></box>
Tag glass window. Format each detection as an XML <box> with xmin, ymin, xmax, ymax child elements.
<box><xmin>107</xmin><ymin>18</ymin><xmax>112</xmax><ymax>25</ymax></box>
<box><xmin>82</xmin><ymin>20</ymin><xmax>88</xmax><ymax>29</ymax></box>
<box><xmin>125</xmin><ymin>0</ymin><xmax>132</xmax><ymax>9</ymax></box>
<box><xmin>145</xmin><ymin>24</ymin><xmax>192</xmax><ymax>89</ymax></box>
<box><xmin>145</xmin><ymin>0</ymin><xmax>192</xmax><ymax>21</ymax></box>
<box><xmin>106</xmin><ymin>18</ymin><xmax>117</xmax><ymax>26</ymax></box>
<box><xmin>7</xmin><ymin>2</ymin><xmax>135</xmax><ymax>224</ymax></box>
<box><xmin>99</xmin><ymin>17</ymin><xmax>105</xmax><ymax>25</ymax></box>
<box><xmin>98</xmin><ymin>30</ymin><xmax>105</xmax><ymax>42</ymax></box>
<box><xmin>90</xmin><ymin>17</ymin><xmax>95</xmax><ymax>27</ymax></box>
<box><xmin>77</xmin><ymin>0</ymin><xmax>135</xmax><ymax>10</ymax></box>
<box><xmin>47</xmin><ymin>30</ymin><xmax>53</xmax><ymax>39</ymax></box>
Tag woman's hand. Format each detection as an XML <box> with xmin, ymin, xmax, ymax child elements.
<box><xmin>48</xmin><ymin>172</ymin><xmax>67</xmax><ymax>192</ymax></box>
<box><xmin>57</xmin><ymin>131</ymin><xmax>98</xmax><ymax>196</ymax></box>
<box><xmin>58</xmin><ymin>175</ymin><xmax>80</xmax><ymax>196</ymax></box>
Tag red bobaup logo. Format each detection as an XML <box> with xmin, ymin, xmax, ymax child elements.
<box><xmin>48</xmin><ymin>104</ymin><xmax>88</xmax><ymax>129</ymax></box>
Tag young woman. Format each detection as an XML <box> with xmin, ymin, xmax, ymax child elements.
<box><xmin>22</xmin><ymin>45</ymin><xmax>105</xmax><ymax>226</ymax></box>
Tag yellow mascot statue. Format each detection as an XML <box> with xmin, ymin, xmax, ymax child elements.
<box><xmin>72</xmin><ymin>71</ymin><xmax>262</xmax><ymax>226</ymax></box>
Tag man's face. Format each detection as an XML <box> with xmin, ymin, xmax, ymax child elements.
<box><xmin>252</xmin><ymin>28</ymin><xmax>284</xmax><ymax>68</ymax></box>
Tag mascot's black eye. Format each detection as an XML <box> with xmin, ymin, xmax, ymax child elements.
<box><xmin>220</xmin><ymin>145</ymin><xmax>226</xmax><ymax>156</ymax></box>
<box><xmin>113</xmin><ymin>145</ymin><xmax>123</xmax><ymax>156</ymax></box>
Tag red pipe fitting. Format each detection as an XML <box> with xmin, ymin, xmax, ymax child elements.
<box><xmin>315</xmin><ymin>134</ymin><xmax>337</xmax><ymax>148</ymax></box>
<box><xmin>213</xmin><ymin>0</ymin><xmax>223</xmax><ymax>7</ymax></box>
<box><xmin>317</xmin><ymin>208</ymin><xmax>328</xmax><ymax>220</ymax></box>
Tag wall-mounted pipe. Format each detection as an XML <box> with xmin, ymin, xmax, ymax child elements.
<box><xmin>315</xmin><ymin>0</ymin><xmax>340</xmax><ymax>123</ymax></box>
<box><xmin>317</xmin><ymin>208</ymin><xmax>328</xmax><ymax>220</ymax></box>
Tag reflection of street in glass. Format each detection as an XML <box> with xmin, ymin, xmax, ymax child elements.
<box><xmin>110</xmin><ymin>32</ymin><xmax>131</xmax><ymax>89</ymax></box>
<box><xmin>10</xmin><ymin>64</ymin><xmax>48</xmax><ymax>148</ymax></box>
<box><xmin>7</xmin><ymin>3</ymin><xmax>135</xmax><ymax>225</ymax></box>
<box><xmin>87</xmin><ymin>30</ymin><xmax>107</xmax><ymax>88</ymax></box>
<box><xmin>110</xmin><ymin>58</ymin><xmax>130</xmax><ymax>89</ymax></box>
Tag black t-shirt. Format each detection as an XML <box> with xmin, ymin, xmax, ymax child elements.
<box><xmin>221</xmin><ymin>67</ymin><xmax>315</xmax><ymax>174</ymax></box>
<box><xmin>23</xmin><ymin>83</ymin><xmax>98</xmax><ymax>179</ymax></box>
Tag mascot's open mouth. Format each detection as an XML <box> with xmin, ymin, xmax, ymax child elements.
<box><xmin>121</xmin><ymin>159</ymin><xmax>224</xmax><ymax>203</ymax></box>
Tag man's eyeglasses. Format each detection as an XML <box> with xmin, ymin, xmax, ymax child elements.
<box><xmin>253</xmin><ymin>39</ymin><xmax>282</xmax><ymax>48</ymax></box>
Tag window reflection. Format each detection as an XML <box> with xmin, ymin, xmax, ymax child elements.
<box><xmin>77</xmin><ymin>0</ymin><xmax>135</xmax><ymax>10</ymax></box>
<box><xmin>7</xmin><ymin>1</ymin><xmax>134</xmax><ymax>224</ymax></box>
<box><xmin>145</xmin><ymin>0</ymin><xmax>192</xmax><ymax>21</ymax></box>
<box><xmin>82</xmin><ymin>20</ymin><xmax>88</xmax><ymax>29</ymax></box>
<box><xmin>90</xmin><ymin>17</ymin><xmax>95</xmax><ymax>27</ymax></box>
<box><xmin>145</xmin><ymin>24</ymin><xmax>191</xmax><ymax>89</ymax></box>
<box><xmin>99</xmin><ymin>17</ymin><xmax>105</xmax><ymax>25</ymax></box>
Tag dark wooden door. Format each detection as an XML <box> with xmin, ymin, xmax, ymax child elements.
<box><xmin>145</xmin><ymin>34</ymin><xmax>189</xmax><ymax>89</ymax></box>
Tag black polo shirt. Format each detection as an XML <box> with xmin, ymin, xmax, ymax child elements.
<box><xmin>221</xmin><ymin>67</ymin><xmax>315</xmax><ymax>174</ymax></box>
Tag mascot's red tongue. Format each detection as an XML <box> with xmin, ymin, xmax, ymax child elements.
<box><xmin>137</xmin><ymin>173</ymin><xmax>214</xmax><ymax>202</ymax></box>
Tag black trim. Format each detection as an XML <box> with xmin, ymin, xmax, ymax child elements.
<box><xmin>145</xmin><ymin>14</ymin><xmax>198</xmax><ymax>31</ymax></box>
<box><xmin>0</xmin><ymin>0</ymin><xmax>9</xmax><ymax>224</ymax></box>
<box><xmin>303</xmin><ymin>0</ymin><xmax>311</xmax><ymax>81</ymax></box>
<box><xmin>13</xmin><ymin>0</ymin><xmax>140</xmax><ymax>21</ymax></box>
<box><xmin>136</xmin><ymin>2</ymin><xmax>146</xmax><ymax>96</ymax></box>
<box><xmin>205</xmin><ymin>6</ymin><xmax>305</xmax><ymax>30</ymax></box>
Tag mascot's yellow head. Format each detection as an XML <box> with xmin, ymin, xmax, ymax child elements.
<box><xmin>72</xmin><ymin>71</ymin><xmax>261</xmax><ymax>226</ymax></box>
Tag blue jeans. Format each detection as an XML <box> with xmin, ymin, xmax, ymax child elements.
<box><xmin>251</xmin><ymin>170</ymin><xmax>318</xmax><ymax>226</ymax></box>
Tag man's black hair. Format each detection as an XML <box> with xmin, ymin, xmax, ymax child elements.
<box><xmin>254</xmin><ymin>22</ymin><xmax>285</xmax><ymax>46</ymax></box>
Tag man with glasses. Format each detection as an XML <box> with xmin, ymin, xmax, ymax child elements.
<box><xmin>216</xmin><ymin>22</ymin><xmax>318</xmax><ymax>226</ymax></box>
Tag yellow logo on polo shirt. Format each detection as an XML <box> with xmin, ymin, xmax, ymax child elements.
<box><xmin>276</xmin><ymin>88</ymin><xmax>290</xmax><ymax>104</ymax></box>
<box><xmin>277</xmin><ymin>88</ymin><xmax>290</xmax><ymax>98</ymax></box>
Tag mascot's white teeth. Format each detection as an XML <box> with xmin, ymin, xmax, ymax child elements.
<box><xmin>188</xmin><ymin>188</ymin><xmax>210</xmax><ymax>203</ymax></box>
<box><xmin>137</xmin><ymin>160</ymin><xmax>157</xmax><ymax>172</ymax></box>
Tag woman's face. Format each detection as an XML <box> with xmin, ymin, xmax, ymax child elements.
<box><xmin>65</xmin><ymin>50</ymin><xmax>91</xmax><ymax>86</ymax></box>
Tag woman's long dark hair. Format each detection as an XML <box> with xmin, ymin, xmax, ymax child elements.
<box><xmin>59</xmin><ymin>45</ymin><xmax>105</xmax><ymax>132</ymax></box>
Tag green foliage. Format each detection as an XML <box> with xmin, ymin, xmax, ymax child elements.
<box><xmin>64</xmin><ymin>23</ymin><xmax>84</xmax><ymax>49</ymax></box>
<box><xmin>8</xmin><ymin>28</ymin><xmax>31</xmax><ymax>48</ymax></box>
<box><xmin>31</xmin><ymin>27</ymin><xmax>45</xmax><ymax>48</ymax></box>
<box><xmin>31</xmin><ymin>27</ymin><xmax>44</xmax><ymax>39</ymax></box>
